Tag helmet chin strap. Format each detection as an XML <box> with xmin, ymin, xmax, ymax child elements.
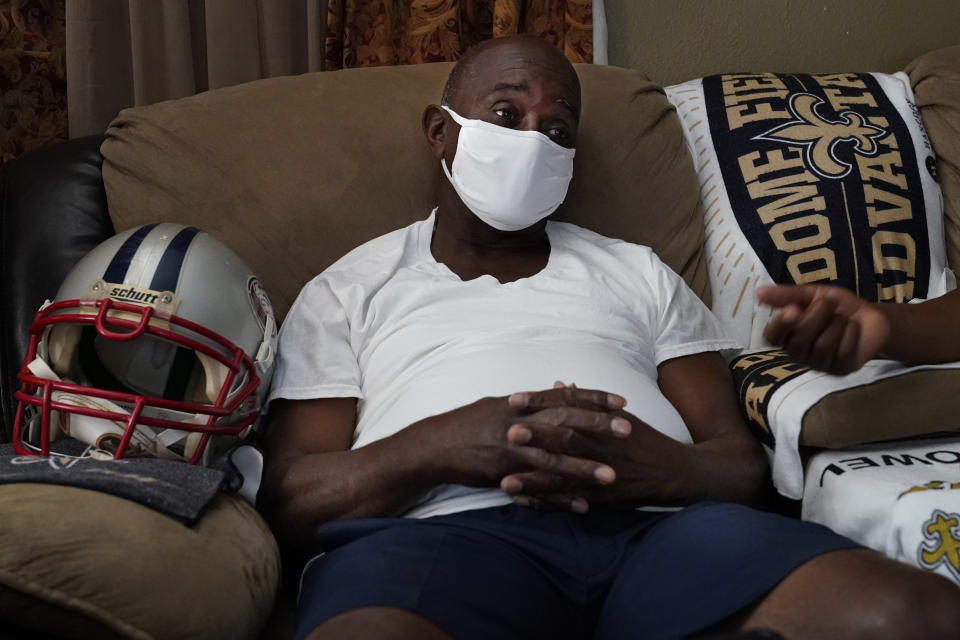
<box><xmin>25</xmin><ymin>356</ymin><xmax>191</xmax><ymax>461</ymax></box>
<box><xmin>27</xmin><ymin>356</ymin><xmax>61</xmax><ymax>382</ymax></box>
<box><xmin>51</xmin><ymin>391</ymin><xmax>185</xmax><ymax>460</ymax></box>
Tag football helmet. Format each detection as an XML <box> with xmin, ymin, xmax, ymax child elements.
<box><xmin>13</xmin><ymin>223</ymin><xmax>276</xmax><ymax>464</ymax></box>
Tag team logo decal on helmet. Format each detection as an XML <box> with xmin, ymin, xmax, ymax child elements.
<box><xmin>13</xmin><ymin>223</ymin><xmax>277</xmax><ymax>464</ymax></box>
<box><xmin>247</xmin><ymin>277</ymin><xmax>273</xmax><ymax>333</ymax></box>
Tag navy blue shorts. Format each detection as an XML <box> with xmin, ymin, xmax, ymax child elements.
<box><xmin>294</xmin><ymin>502</ymin><xmax>858</xmax><ymax>639</ymax></box>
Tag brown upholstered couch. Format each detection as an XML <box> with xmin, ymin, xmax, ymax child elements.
<box><xmin>1</xmin><ymin>45</ymin><xmax>959</xmax><ymax>640</ymax></box>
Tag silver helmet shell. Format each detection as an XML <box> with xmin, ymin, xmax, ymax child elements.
<box><xmin>13</xmin><ymin>223</ymin><xmax>277</xmax><ymax>464</ymax></box>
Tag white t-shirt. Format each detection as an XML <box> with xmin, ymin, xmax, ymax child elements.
<box><xmin>268</xmin><ymin>211</ymin><xmax>738</xmax><ymax>518</ymax></box>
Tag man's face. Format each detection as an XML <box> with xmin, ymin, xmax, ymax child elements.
<box><xmin>444</xmin><ymin>40</ymin><xmax>581</xmax><ymax>158</ymax></box>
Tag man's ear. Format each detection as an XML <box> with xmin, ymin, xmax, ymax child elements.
<box><xmin>422</xmin><ymin>104</ymin><xmax>449</xmax><ymax>160</ymax></box>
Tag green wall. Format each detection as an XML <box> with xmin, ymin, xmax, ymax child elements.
<box><xmin>606</xmin><ymin>0</ymin><xmax>960</xmax><ymax>84</ymax></box>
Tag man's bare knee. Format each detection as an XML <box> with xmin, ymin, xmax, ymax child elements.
<box><xmin>737</xmin><ymin>548</ymin><xmax>960</xmax><ymax>639</ymax></box>
<box><xmin>306</xmin><ymin>606</ymin><xmax>451</xmax><ymax>640</ymax></box>
<box><xmin>869</xmin><ymin>567</ymin><xmax>960</xmax><ymax>638</ymax></box>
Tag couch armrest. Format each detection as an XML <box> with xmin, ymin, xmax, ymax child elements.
<box><xmin>0</xmin><ymin>136</ymin><xmax>114</xmax><ymax>441</ymax></box>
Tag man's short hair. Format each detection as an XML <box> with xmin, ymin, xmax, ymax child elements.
<box><xmin>440</xmin><ymin>35</ymin><xmax>574</xmax><ymax>107</ymax></box>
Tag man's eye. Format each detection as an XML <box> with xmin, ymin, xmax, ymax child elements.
<box><xmin>547</xmin><ymin>128</ymin><xmax>569</xmax><ymax>144</ymax></box>
<box><xmin>493</xmin><ymin>108</ymin><xmax>515</xmax><ymax>124</ymax></box>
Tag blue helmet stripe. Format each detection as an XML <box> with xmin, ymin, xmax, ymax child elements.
<box><xmin>103</xmin><ymin>223</ymin><xmax>159</xmax><ymax>284</ymax></box>
<box><xmin>149</xmin><ymin>226</ymin><xmax>201</xmax><ymax>292</ymax></box>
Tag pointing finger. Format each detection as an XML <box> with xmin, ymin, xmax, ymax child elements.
<box><xmin>763</xmin><ymin>304</ymin><xmax>803</xmax><ymax>346</ymax></box>
<box><xmin>756</xmin><ymin>284</ymin><xmax>817</xmax><ymax>309</ymax></box>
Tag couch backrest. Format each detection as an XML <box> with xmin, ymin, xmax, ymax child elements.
<box><xmin>101</xmin><ymin>62</ymin><xmax>708</xmax><ymax>321</ymax></box>
<box><xmin>908</xmin><ymin>45</ymin><xmax>960</xmax><ymax>274</ymax></box>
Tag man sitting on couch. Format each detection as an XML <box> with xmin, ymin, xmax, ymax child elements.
<box><xmin>260</xmin><ymin>34</ymin><xmax>960</xmax><ymax>640</ymax></box>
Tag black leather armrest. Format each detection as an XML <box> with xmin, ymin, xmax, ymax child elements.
<box><xmin>0</xmin><ymin>136</ymin><xmax>114</xmax><ymax>441</ymax></box>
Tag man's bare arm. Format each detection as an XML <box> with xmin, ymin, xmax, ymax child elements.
<box><xmin>654</xmin><ymin>351</ymin><xmax>769</xmax><ymax>505</ymax></box>
<box><xmin>259</xmin><ymin>397</ymin><xmax>437</xmax><ymax>550</ymax></box>
<box><xmin>501</xmin><ymin>352</ymin><xmax>769</xmax><ymax>510</ymax></box>
<box><xmin>881</xmin><ymin>289</ymin><xmax>960</xmax><ymax>363</ymax></box>
<box><xmin>759</xmin><ymin>285</ymin><xmax>960</xmax><ymax>373</ymax></box>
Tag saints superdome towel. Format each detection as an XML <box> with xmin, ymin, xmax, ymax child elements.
<box><xmin>666</xmin><ymin>72</ymin><xmax>953</xmax><ymax>350</ymax></box>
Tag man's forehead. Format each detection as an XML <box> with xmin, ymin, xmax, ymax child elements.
<box><xmin>467</xmin><ymin>55</ymin><xmax>580</xmax><ymax>102</ymax></box>
<box><xmin>461</xmin><ymin>39</ymin><xmax>580</xmax><ymax>104</ymax></box>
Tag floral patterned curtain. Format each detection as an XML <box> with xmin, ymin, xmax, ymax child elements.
<box><xmin>323</xmin><ymin>0</ymin><xmax>593</xmax><ymax>71</ymax></box>
<box><xmin>0</xmin><ymin>1</ymin><xmax>593</xmax><ymax>164</ymax></box>
<box><xmin>0</xmin><ymin>0</ymin><xmax>66</xmax><ymax>165</ymax></box>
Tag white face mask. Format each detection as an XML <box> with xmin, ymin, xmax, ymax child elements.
<box><xmin>441</xmin><ymin>105</ymin><xmax>576</xmax><ymax>232</ymax></box>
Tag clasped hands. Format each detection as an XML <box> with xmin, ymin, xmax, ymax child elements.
<box><xmin>420</xmin><ymin>382</ymin><xmax>686</xmax><ymax>515</ymax></box>
<box><xmin>502</xmin><ymin>382</ymin><xmax>632</xmax><ymax>514</ymax></box>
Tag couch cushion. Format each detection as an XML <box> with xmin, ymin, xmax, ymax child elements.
<box><xmin>801</xmin><ymin>368</ymin><xmax>960</xmax><ymax>449</ymax></box>
<box><xmin>0</xmin><ymin>485</ymin><xmax>280</xmax><ymax>640</ymax></box>
<box><xmin>907</xmin><ymin>45</ymin><xmax>960</xmax><ymax>274</ymax></box>
<box><xmin>101</xmin><ymin>62</ymin><xmax>708</xmax><ymax>321</ymax></box>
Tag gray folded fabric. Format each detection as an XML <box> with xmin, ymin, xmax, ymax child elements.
<box><xmin>0</xmin><ymin>439</ymin><xmax>226</xmax><ymax>524</ymax></box>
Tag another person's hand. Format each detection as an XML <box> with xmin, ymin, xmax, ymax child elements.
<box><xmin>405</xmin><ymin>385</ymin><xmax>631</xmax><ymax>499</ymax></box>
<box><xmin>757</xmin><ymin>284</ymin><xmax>891</xmax><ymax>374</ymax></box>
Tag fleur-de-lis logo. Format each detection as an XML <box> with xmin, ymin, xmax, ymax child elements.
<box><xmin>918</xmin><ymin>509</ymin><xmax>960</xmax><ymax>582</ymax></box>
<box><xmin>755</xmin><ymin>93</ymin><xmax>887</xmax><ymax>179</ymax></box>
